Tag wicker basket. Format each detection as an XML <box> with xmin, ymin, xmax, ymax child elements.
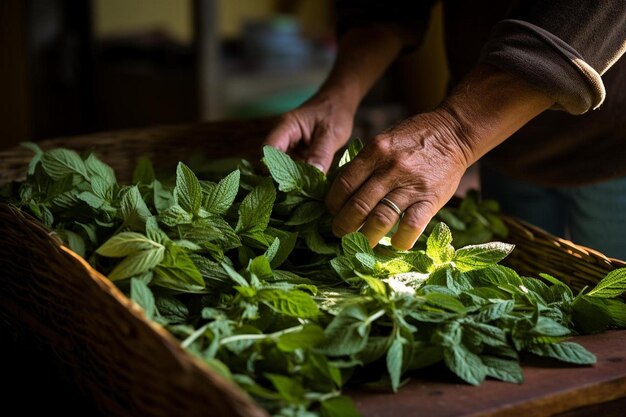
<box><xmin>1</xmin><ymin>120</ymin><xmax>624</xmax><ymax>417</ymax></box>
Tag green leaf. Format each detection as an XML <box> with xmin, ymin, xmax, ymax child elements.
<box><xmin>258</xmin><ymin>289</ymin><xmax>319</xmax><ymax>318</ymax></box>
<box><xmin>263</xmin><ymin>146</ymin><xmax>305</xmax><ymax>193</ymax></box>
<box><xmin>97</xmin><ymin>232</ymin><xmax>163</xmax><ymax>257</ymax></box>
<box><xmin>130</xmin><ymin>277</ymin><xmax>156</xmax><ymax>320</ymax></box>
<box><xmin>387</xmin><ymin>337</ymin><xmax>404</xmax><ymax>392</ymax></box>
<box><xmin>532</xmin><ymin>317</ymin><xmax>571</xmax><ymax>337</ymax></box>
<box><xmin>121</xmin><ymin>186</ymin><xmax>152</xmax><ymax>229</ymax></box>
<box><xmin>249</xmin><ymin>255</ymin><xmax>273</xmax><ymax>281</ymax></box>
<box><xmin>342</xmin><ymin>232</ymin><xmax>373</xmax><ymax>257</ymax></box>
<box><xmin>41</xmin><ymin>148</ymin><xmax>89</xmax><ymax>180</ymax></box>
<box><xmin>277</xmin><ymin>324</ymin><xmax>325</xmax><ymax>352</ymax></box>
<box><xmin>338</xmin><ymin>138</ymin><xmax>363</xmax><ymax>168</ymax></box>
<box><xmin>481</xmin><ymin>356</ymin><xmax>523</xmax><ymax>383</ymax></box>
<box><xmin>153</xmin><ymin>245</ymin><xmax>205</xmax><ymax>293</ymax></box>
<box><xmin>572</xmin><ymin>296</ymin><xmax>612</xmax><ymax>334</ymax></box>
<box><xmin>264</xmin><ymin>231</ymin><xmax>297</xmax><ymax>268</ymax></box>
<box><xmin>321</xmin><ymin>395</ymin><xmax>361</xmax><ymax>417</ymax></box>
<box><xmin>155</xmin><ymin>296</ymin><xmax>189</xmax><ymax>323</ymax></box>
<box><xmin>587</xmin><ymin>268</ymin><xmax>626</xmax><ymax>298</ymax></box>
<box><xmin>425</xmin><ymin>292</ymin><xmax>466</xmax><ymax>314</ymax></box>
<box><xmin>203</xmin><ymin>169</ymin><xmax>240</xmax><ymax>214</ymax></box>
<box><xmin>85</xmin><ymin>153</ymin><xmax>116</xmax><ymax>186</ymax></box>
<box><xmin>285</xmin><ymin>201</ymin><xmax>324</xmax><ymax>226</ymax></box>
<box><xmin>236</xmin><ymin>178</ymin><xmax>276</xmax><ymax>234</ymax></box>
<box><xmin>57</xmin><ymin>229</ymin><xmax>86</xmax><ymax>258</ymax></box>
<box><xmin>21</xmin><ymin>141</ymin><xmax>44</xmax><ymax>175</ymax></box>
<box><xmin>453</xmin><ymin>242</ymin><xmax>514</xmax><ymax>271</ymax></box>
<box><xmin>175</xmin><ymin>162</ymin><xmax>202</xmax><ymax>215</ymax></box>
<box><xmin>360</xmin><ymin>275</ymin><xmax>387</xmax><ymax>298</ymax></box>
<box><xmin>528</xmin><ymin>342</ymin><xmax>596</xmax><ymax>365</ymax></box>
<box><xmin>266</xmin><ymin>374</ymin><xmax>305</xmax><ymax>404</ymax></box>
<box><xmin>109</xmin><ymin>246</ymin><xmax>165</xmax><ymax>281</ymax></box>
<box><xmin>303</xmin><ymin>224</ymin><xmax>338</xmax><ymax>255</ymax></box>
<box><xmin>444</xmin><ymin>344</ymin><xmax>487</xmax><ymax>385</ymax></box>
<box><xmin>133</xmin><ymin>156</ymin><xmax>155</xmax><ymax>184</ymax></box>
<box><xmin>427</xmin><ymin>223</ymin><xmax>455</xmax><ymax>264</ymax></box>
<box><xmin>321</xmin><ymin>304</ymin><xmax>370</xmax><ymax>356</ymax></box>
<box><xmin>159</xmin><ymin>204</ymin><xmax>193</xmax><ymax>226</ymax></box>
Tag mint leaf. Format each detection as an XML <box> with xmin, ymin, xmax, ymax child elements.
<box><xmin>203</xmin><ymin>169</ymin><xmax>240</xmax><ymax>214</ymax></box>
<box><xmin>342</xmin><ymin>232</ymin><xmax>373</xmax><ymax>257</ymax></box>
<box><xmin>277</xmin><ymin>324</ymin><xmax>325</xmax><ymax>352</ymax></box>
<box><xmin>41</xmin><ymin>148</ymin><xmax>89</xmax><ymax>180</ymax></box>
<box><xmin>97</xmin><ymin>232</ymin><xmax>162</xmax><ymax>257</ymax></box>
<box><xmin>131</xmin><ymin>277</ymin><xmax>156</xmax><ymax>320</ymax></box>
<box><xmin>427</xmin><ymin>223</ymin><xmax>455</xmax><ymax>264</ymax></box>
<box><xmin>481</xmin><ymin>356</ymin><xmax>523</xmax><ymax>383</ymax></box>
<box><xmin>587</xmin><ymin>268</ymin><xmax>626</xmax><ymax>298</ymax></box>
<box><xmin>263</xmin><ymin>146</ymin><xmax>305</xmax><ymax>193</ymax></box>
<box><xmin>121</xmin><ymin>186</ymin><xmax>152</xmax><ymax>230</ymax></box>
<box><xmin>321</xmin><ymin>395</ymin><xmax>361</xmax><ymax>417</ymax></box>
<box><xmin>236</xmin><ymin>178</ymin><xmax>276</xmax><ymax>235</ymax></box>
<box><xmin>453</xmin><ymin>242</ymin><xmax>514</xmax><ymax>271</ymax></box>
<box><xmin>444</xmin><ymin>344</ymin><xmax>487</xmax><ymax>385</ymax></box>
<box><xmin>528</xmin><ymin>341</ymin><xmax>596</xmax><ymax>365</ymax></box>
<box><xmin>285</xmin><ymin>201</ymin><xmax>324</xmax><ymax>226</ymax></box>
<box><xmin>133</xmin><ymin>156</ymin><xmax>155</xmax><ymax>184</ymax></box>
<box><xmin>321</xmin><ymin>305</ymin><xmax>370</xmax><ymax>356</ymax></box>
<box><xmin>387</xmin><ymin>337</ymin><xmax>404</xmax><ymax>392</ymax></box>
<box><xmin>258</xmin><ymin>289</ymin><xmax>319</xmax><ymax>318</ymax></box>
<box><xmin>338</xmin><ymin>139</ymin><xmax>363</xmax><ymax>168</ymax></box>
<box><xmin>153</xmin><ymin>245</ymin><xmax>205</xmax><ymax>293</ymax></box>
<box><xmin>175</xmin><ymin>162</ymin><xmax>202</xmax><ymax>215</ymax></box>
<box><xmin>109</xmin><ymin>246</ymin><xmax>165</xmax><ymax>281</ymax></box>
<box><xmin>85</xmin><ymin>153</ymin><xmax>116</xmax><ymax>186</ymax></box>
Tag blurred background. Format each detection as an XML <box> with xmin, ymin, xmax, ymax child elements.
<box><xmin>0</xmin><ymin>0</ymin><xmax>449</xmax><ymax>149</ymax></box>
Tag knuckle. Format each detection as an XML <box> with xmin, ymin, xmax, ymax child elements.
<box><xmin>370</xmin><ymin>208</ymin><xmax>396</xmax><ymax>229</ymax></box>
<box><xmin>336</xmin><ymin>175</ymin><xmax>355</xmax><ymax>194</ymax></box>
<box><xmin>350</xmin><ymin>196</ymin><xmax>372</xmax><ymax>218</ymax></box>
<box><xmin>332</xmin><ymin>222</ymin><xmax>352</xmax><ymax>237</ymax></box>
<box><xmin>370</xmin><ymin>135</ymin><xmax>389</xmax><ymax>154</ymax></box>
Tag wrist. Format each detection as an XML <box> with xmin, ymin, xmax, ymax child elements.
<box><xmin>436</xmin><ymin>64</ymin><xmax>553</xmax><ymax>165</ymax></box>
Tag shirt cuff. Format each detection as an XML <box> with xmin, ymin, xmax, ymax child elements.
<box><xmin>480</xmin><ymin>19</ymin><xmax>605</xmax><ymax>115</ymax></box>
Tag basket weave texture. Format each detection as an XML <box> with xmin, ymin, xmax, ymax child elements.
<box><xmin>1</xmin><ymin>120</ymin><xmax>624</xmax><ymax>417</ymax></box>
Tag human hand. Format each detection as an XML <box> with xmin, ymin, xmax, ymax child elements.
<box><xmin>264</xmin><ymin>92</ymin><xmax>357</xmax><ymax>173</ymax></box>
<box><xmin>326</xmin><ymin>109</ymin><xmax>472</xmax><ymax>250</ymax></box>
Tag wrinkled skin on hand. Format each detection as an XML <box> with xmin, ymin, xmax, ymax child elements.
<box><xmin>325</xmin><ymin>109</ymin><xmax>471</xmax><ymax>250</ymax></box>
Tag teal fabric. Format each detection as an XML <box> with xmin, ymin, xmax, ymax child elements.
<box><xmin>480</xmin><ymin>164</ymin><xmax>626</xmax><ymax>260</ymax></box>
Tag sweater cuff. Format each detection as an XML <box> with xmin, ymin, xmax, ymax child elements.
<box><xmin>480</xmin><ymin>19</ymin><xmax>605</xmax><ymax>115</ymax></box>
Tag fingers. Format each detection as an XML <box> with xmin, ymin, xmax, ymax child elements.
<box><xmin>330</xmin><ymin>176</ymin><xmax>390</xmax><ymax>238</ymax></box>
<box><xmin>358</xmin><ymin>190</ymin><xmax>408</xmax><ymax>247</ymax></box>
<box><xmin>305</xmin><ymin>125</ymin><xmax>350</xmax><ymax>174</ymax></box>
<box><xmin>264</xmin><ymin>114</ymin><xmax>302</xmax><ymax>152</ymax></box>
<box><xmin>326</xmin><ymin>153</ymin><xmax>377</xmax><ymax>215</ymax></box>
<box><xmin>391</xmin><ymin>200</ymin><xmax>438</xmax><ymax>251</ymax></box>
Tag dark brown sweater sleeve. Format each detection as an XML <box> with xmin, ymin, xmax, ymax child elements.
<box><xmin>480</xmin><ymin>1</ymin><xmax>626</xmax><ymax>114</ymax></box>
<box><xmin>335</xmin><ymin>0</ymin><xmax>435</xmax><ymax>50</ymax></box>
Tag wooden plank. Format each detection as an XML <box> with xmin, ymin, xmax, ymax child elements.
<box><xmin>351</xmin><ymin>330</ymin><xmax>626</xmax><ymax>417</ymax></box>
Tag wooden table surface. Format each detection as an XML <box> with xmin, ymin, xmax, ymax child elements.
<box><xmin>351</xmin><ymin>330</ymin><xmax>626</xmax><ymax>417</ymax></box>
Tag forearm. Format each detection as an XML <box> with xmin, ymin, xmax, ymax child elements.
<box><xmin>437</xmin><ymin>63</ymin><xmax>554</xmax><ymax>167</ymax></box>
<box><xmin>317</xmin><ymin>23</ymin><xmax>408</xmax><ymax>109</ymax></box>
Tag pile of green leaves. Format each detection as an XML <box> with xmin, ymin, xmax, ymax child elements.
<box><xmin>3</xmin><ymin>141</ymin><xmax>626</xmax><ymax>417</ymax></box>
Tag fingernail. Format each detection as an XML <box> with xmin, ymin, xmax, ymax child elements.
<box><xmin>308</xmin><ymin>161</ymin><xmax>325</xmax><ymax>172</ymax></box>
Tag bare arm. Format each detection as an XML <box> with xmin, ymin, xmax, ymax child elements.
<box><xmin>326</xmin><ymin>64</ymin><xmax>554</xmax><ymax>249</ymax></box>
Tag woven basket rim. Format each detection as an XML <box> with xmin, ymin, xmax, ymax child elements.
<box><xmin>1</xmin><ymin>202</ymin><xmax>269</xmax><ymax>417</ymax></box>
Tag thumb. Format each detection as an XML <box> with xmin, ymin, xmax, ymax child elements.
<box><xmin>305</xmin><ymin>128</ymin><xmax>346</xmax><ymax>174</ymax></box>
